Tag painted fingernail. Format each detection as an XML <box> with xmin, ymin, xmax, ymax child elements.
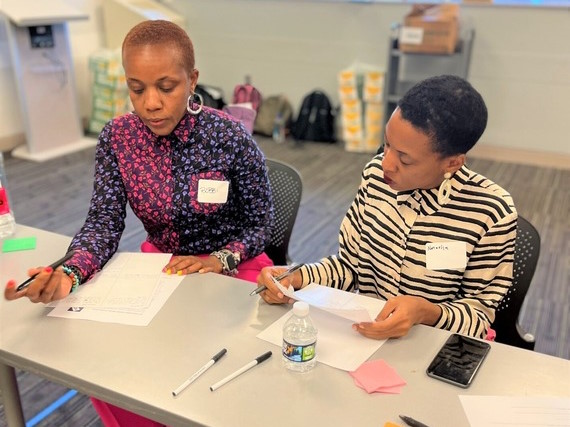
<box><xmin>166</xmin><ymin>268</ymin><xmax>172</xmax><ymax>275</ymax></box>
<box><xmin>177</xmin><ymin>270</ymin><xmax>182</xmax><ymax>276</ymax></box>
<box><xmin>6</xmin><ymin>280</ymin><xmax>16</xmax><ymax>289</ymax></box>
<box><xmin>44</xmin><ymin>266</ymin><xmax>53</xmax><ymax>273</ymax></box>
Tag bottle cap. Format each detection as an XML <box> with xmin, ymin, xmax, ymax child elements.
<box><xmin>293</xmin><ymin>301</ymin><xmax>309</xmax><ymax>316</ymax></box>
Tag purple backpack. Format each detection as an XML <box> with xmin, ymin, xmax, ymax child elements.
<box><xmin>223</xmin><ymin>105</ymin><xmax>257</xmax><ymax>135</ymax></box>
<box><xmin>232</xmin><ymin>84</ymin><xmax>262</xmax><ymax>112</ymax></box>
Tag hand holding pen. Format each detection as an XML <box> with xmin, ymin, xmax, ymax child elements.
<box><xmin>5</xmin><ymin>251</ymin><xmax>75</xmax><ymax>303</ymax></box>
<box><xmin>250</xmin><ymin>263</ymin><xmax>303</xmax><ymax>296</ymax></box>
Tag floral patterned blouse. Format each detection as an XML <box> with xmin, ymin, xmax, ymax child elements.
<box><xmin>67</xmin><ymin>108</ymin><xmax>274</xmax><ymax>282</ymax></box>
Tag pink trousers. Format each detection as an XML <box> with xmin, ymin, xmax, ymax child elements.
<box><xmin>91</xmin><ymin>244</ymin><xmax>273</xmax><ymax>427</ymax></box>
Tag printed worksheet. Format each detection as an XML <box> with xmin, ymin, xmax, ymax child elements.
<box><xmin>50</xmin><ymin>253</ymin><xmax>171</xmax><ymax>309</ymax></box>
<box><xmin>48</xmin><ymin>274</ymin><xmax>183</xmax><ymax>326</ymax></box>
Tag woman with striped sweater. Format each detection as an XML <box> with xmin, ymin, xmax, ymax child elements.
<box><xmin>256</xmin><ymin>75</ymin><xmax>517</xmax><ymax>340</ymax></box>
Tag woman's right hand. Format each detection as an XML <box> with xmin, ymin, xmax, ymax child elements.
<box><xmin>255</xmin><ymin>266</ymin><xmax>301</xmax><ymax>305</ymax></box>
<box><xmin>4</xmin><ymin>266</ymin><xmax>73</xmax><ymax>304</ymax></box>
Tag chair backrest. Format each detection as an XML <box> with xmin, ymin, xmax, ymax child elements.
<box><xmin>492</xmin><ymin>215</ymin><xmax>540</xmax><ymax>350</ymax></box>
<box><xmin>264</xmin><ymin>159</ymin><xmax>303</xmax><ymax>265</ymax></box>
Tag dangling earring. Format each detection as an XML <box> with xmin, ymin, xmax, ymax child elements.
<box><xmin>187</xmin><ymin>92</ymin><xmax>203</xmax><ymax>115</ymax></box>
<box><xmin>438</xmin><ymin>172</ymin><xmax>452</xmax><ymax>205</ymax></box>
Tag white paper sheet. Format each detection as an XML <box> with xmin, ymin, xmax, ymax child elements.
<box><xmin>273</xmin><ymin>281</ymin><xmax>375</xmax><ymax>323</ymax></box>
<box><xmin>459</xmin><ymin>395</ymin><xmax>570</xmax><ymax>427</ymax></box>
<box><xmin>48</xmin><ymin>275</ymin><xmax>183</xmax><ymax>326</ymax></box>
<box><xmin>50</xmin><ymin>253</ymin><xmax>171</xmax><ymax>309</ymax></box>
<box><xmin>294</xmin><ymin>283</ymin><xmax>375</xmax><ymax>323</ymax></box>
<box><xmin>257</xmin><ymin>284</ymin><xmax>386</xmax><ymax>371</ymax></box>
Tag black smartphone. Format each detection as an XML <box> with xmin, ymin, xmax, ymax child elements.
<box><xmin>426</xmin><ymin>333</ymin><xmax>491</xmax><ymax>388</ymax></box>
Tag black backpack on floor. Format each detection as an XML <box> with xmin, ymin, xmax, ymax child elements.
<box><xmin>291</xmin><ymin>90</ymin><xmax>335</xmax><ymax>143</ymax></box>
<box><xmin>195</xmin><ymin>84</ymin><xmax>226</xmax><ymax>110</ymax></box>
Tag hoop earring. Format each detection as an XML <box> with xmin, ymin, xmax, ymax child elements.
<box><xmin>437</xmin><ymin>172</ymin><xmax>452</xmax><ymax>205</ymax></box>
<box><xmin>187</xmin><ymin>93</ymin><xmax>203</xmax><ymax>115</ymax></box>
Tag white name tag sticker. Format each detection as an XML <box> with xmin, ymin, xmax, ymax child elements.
<box><xmin>399</xmin><ymin>27</ymin><xmax>424</xmax><ymax>45</ymax></box>
<box><xmin>426</xmin><ymin>241</ymin><xmax>467</xmax><ymax>270</ymax></box>
<box><xmin>197</xmin><ymin>179</ymin><xmax>229</xmax><ymax>203</ymax></box>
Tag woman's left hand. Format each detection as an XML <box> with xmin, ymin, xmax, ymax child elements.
<box><xmin>163</xmin><ymin>255</ymin><xmax>223</xmax><ymax>276</ymax></box>
<box><xmin>352</xmin><ymin>296</ymin><xmax>441</xmax><ymax>340</ymax></box>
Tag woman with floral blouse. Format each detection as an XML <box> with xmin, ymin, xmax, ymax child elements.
<box><xmin>5</xmin><ymin>20</ymin><xmax>275</xmax><ymax>426</ymax></box>
<box><xmin>6</xmin><ymin>20</ymin><xmax>275</xmax><ymax>303</ymax></box>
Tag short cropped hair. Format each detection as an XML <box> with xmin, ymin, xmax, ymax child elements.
<box><xmin>397</xmin><ymin>75</ymin><xmax>487</xmax><ymax>157</ymax></box>
<box><xmin>122</xmin><ymin>20</ymin><xmax>195</xmax><ymax>72</ymax></box>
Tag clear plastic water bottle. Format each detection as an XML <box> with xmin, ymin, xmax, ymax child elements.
<box><xmin>0</xmin><ymin>152</ymin><xmax>16</xmax><ymax>239</ymax></box>
<box><xmin>272</xmin><ymin>112</ymin><xmax>285</xmax><ymax>143</ymax></box>
<box><xmin>282</xmin><ymin>301</ymin><xmax>317</xmax><ymax>372</ymax></box>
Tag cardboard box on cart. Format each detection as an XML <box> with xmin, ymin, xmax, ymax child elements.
<box><xmin>399</xmin><ymin>4</ymin><xmax>459</xmax><ymax>55</ymax></box>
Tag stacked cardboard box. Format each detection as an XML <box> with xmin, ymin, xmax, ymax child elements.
<box><xmin>399</xmin><ymin>4</ymin><xmax>459</xmax><ymax>55</ymax></box>
<box><xmin>88</xmin><ymin>50</ymin><xmax>130</xmax><ymax>134</ymax></box>
<box><xmin>338</xmin><ymin>67</ymin><xmax>385</xmax><ymax>153</ymax></box>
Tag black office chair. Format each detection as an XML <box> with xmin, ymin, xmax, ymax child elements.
<box><xmin>264</xmin><ymin>159</ymin><xmax>303</xmax><ymax>265</ymax></box>
<box><xmin>491</xmin><ymin>215</ymin><xmax>540</xmax><ymax>351</ymax></box>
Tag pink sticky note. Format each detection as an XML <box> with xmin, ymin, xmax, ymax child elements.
<box><xmin>352</xmin><ymin>378</ymin><xmax>404</xmax><ymax>394</ymax></box>
<box><xmin>349</xmin><ymin>359</ymin><xmax>406</xmax><ymax>394</ymax></box>
<box><xmin>374</xmin><ymin>385</ymin><xmax>404</xmax><ymax>394</ymax></box>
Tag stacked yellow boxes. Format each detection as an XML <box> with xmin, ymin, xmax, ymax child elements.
<box><xmin>88</xmin><ymin>49</ymin><xmax>131</xmax><ymax>134</ymax></box>
<box><xmin>338</xmin><ymin>67</ymin><xmax>385</xmax><ymax>153</ymax></box>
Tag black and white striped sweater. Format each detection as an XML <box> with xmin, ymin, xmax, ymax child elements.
<box><xmin>299</xmin><ymin>155</ymin><xmax>517</xmax><ymax>338</ymax></box>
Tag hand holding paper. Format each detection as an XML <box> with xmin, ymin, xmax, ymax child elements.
<box><xmin>250</xmin><ymin>264</ymin><xmax>302</xmax><ymax>296</ymax></box>
<box><xmin>255</xmin><ymin>266</ymin><xmax>301</xmax><ymax>304</ymax></box>
<box><xmin>353</xmin><ymin>295</ymin><xmax>442</xmax><ymax>340</ymax></box>
<box><xmin>270</xmin><ymin>275</ymin><xmax>296</xmax><ymax>298</ymax></box>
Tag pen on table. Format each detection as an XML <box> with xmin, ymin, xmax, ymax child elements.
<box><xmin>172</xmin><ymin>348</ymin><xmax>227</xmax><ymax>397</ymax></box>
<box><xmin>16</xmin><ymin>251</ymin><xmax>75</xmax><ymax>292</ymax></box>
<box><xmin>399</xmin><ymin>414</ymin><xmax>431</xmax><ymax>427</ymax></box>
<box><xmin>209</xmin><ymin>351</ymin><xmax>272</xmax><ymax>392</ymax></box>
<box><xmin>249</xmin><ymin>263</ymin><xmax>303</xmax><ymax>296</ymax></box>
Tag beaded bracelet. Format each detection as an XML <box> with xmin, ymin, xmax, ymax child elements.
<box><xmin>62</xmin><ymin>264</ymin><xmax>81</xmax><ymax>293</ymax></box>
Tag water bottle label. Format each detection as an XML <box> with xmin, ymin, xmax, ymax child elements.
<box><xmin>282</xmin><ymin>339</ymin><xmax>316</xmax><ymax>363</ymax></box>
<box><xmin>0</xmin><ymin>188</ymin><xmax>10</xmax><ymax>215</ymax></box>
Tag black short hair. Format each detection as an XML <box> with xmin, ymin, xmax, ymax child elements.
<box><xmin>397</xmin><ymin>75</ymin><xmax>488</xmax><ymax>156</ymax></box>
<box><xmin>123</xmin><ymin>20</ymin><xmax>195</xmax><ymax>73</ymax></box>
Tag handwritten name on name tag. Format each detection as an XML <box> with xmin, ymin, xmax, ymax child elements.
<box><xmin>425</xmin><ymin>241</ymin><xmax>467</xmax><ymax>271</ymax></box>
<box><xmin>197</xmin><ymin>179</ymin><xmax>229</xmax><ymax>203</ymax></box>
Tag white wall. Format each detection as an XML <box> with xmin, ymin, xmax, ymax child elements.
<box><xmin>168</xmin><ymin>0</ymin><xmax>570</xmax><ymax>156</ymax></box>
<box><xmin>0</xmin><ymin>0</ymin><xmax>568</xmax><ymax>156</ymax></box>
